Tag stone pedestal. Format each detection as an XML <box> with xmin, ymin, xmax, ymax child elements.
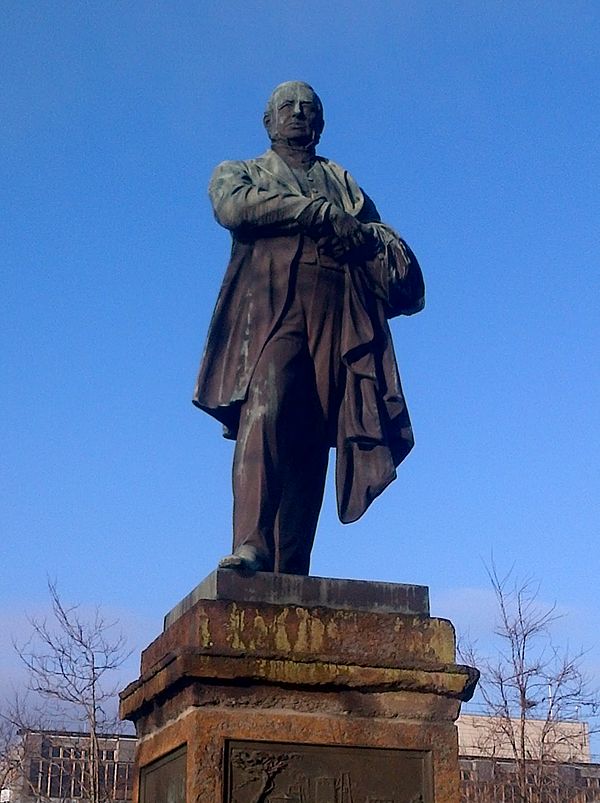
<box><xmin>120</xmin><ymin>571</ymin><xmax>477</xmax><ymax>803</ymax></box>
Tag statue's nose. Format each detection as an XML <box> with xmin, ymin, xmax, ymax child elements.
<box><xmin>292</xmin><ymin>101</ymin><xmax>304</xmax><ymax>117</ymax></box>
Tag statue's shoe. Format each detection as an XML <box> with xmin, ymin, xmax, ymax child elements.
<box><xmin>218</xmin><ymin>545</ymin><xmax>265</xmax><ymax>572</ymax></box>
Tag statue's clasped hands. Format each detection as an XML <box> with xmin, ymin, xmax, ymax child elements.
<box><xmin>323</xmin><ymin>205</ymin><xmax>380</xmax><ymax>262</ymax></box>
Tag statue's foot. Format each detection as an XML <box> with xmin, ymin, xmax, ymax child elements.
<box><xmin>218</xmin><ymin>545</ymin><xmax>265</xmax><ymax>572</ymax></box>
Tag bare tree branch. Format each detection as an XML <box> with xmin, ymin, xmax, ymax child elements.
<box><xmin>459</xmin><ymin>562</ymin><xmax>599</xmax><ymax>803</ymax></box>
<box><xmin>6</xmin><ymin>581</ymin><xmax>132</xmax><ymax>803</ymax></box>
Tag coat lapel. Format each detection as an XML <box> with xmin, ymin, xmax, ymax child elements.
<box><xmin>254</xmin><ymin>149</ymin><xmax>304</xmax><ymax>193</ymax></box>
<box><xmin>253</xmin><ymin>150</ymin><xmax>365</xmax><ymax>217</ymax></box>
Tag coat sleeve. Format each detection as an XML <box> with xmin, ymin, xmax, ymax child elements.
<box><xmin>209</xmin><ymin>160</ymin><xmax>329</xmax><ymax>236</ymax></box>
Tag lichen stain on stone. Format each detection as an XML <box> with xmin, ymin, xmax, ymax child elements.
<box><xmin>249</xmin><ymin>613</ymin><xmax>269</xmax><ymax>650</ymax></box>
<box><xmin>325</xmin><ymin>618</ymin><xmax>340</xmax><ymax>641</ymax></box>
<box><xmin>393</xmin><ymin>615</ymin><xmax>416</xmax><ymax>633</ymax></box>
<box><xmin>226</xmin><ymin>604</ymin><xmax>246</xmax><ymax>651</ymax></box>
<box><xmin>255</xmin><ymin>657</ymin><xmax>334</xmax><ymax>685</ymax></box>
<box><xmin>390</xmin><ymin>616</ymin><xmax>455</xmax><ymax>663</ymax></box>
<box><xmin>196</xmin><ymin>607</ymin><xmax>213</xmax><ymax>648</ymax></box>
<box><xmin>423</xmin><ymin>620</ymin><xmax>455</xmax><ymax>663</ymax></box>
<box><xmin>253</xmin><ymin>656</ymin><xmax>377</xmax><ymax>687</ymax></box>
<box><xmin>308</xmin><ymin>614</ymin><xmax>325</xmax><ymax>652</ymax></box>
<box><xmin>273</xmin><ymin>608</ymin><xmax>291</xmax><ymax>653</ymax></box>
<box><xmin>294</xmin><ymin>608</ymin><xmax>325</xmax><ymax>653</ymax></box>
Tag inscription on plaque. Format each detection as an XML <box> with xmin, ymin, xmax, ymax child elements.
<box><xmin>225</xmin><ymin>740</ymin><xmax>431</xmax><ymax>803</ymax></box>
<box><xmin>140</xmin><ymin>745</ymin><xmax>186</xmax><ymax>803</ymax></box>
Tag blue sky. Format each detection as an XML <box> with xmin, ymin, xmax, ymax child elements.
<box><xmin>2</xmin><ymin>1</ymin><xmax>599</xmax><ymax>724</ymax></box>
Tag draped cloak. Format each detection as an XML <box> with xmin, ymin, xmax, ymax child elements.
<box><xmin>193</xmin><ymin>149</ymin><xmax>425</xmax><ymax>524</ymax></box>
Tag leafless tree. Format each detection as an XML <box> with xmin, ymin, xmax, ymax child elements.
<box><xmin>460</xmin><ymin>563</ymin><xmax>599</xmax><ymax>803</ymax></box>
<box><xmin>8</xmin><ymin>581</ymin><xmax>131</xmax><ymax>803</ymax></box>
<box><xmin>1</xmin><ymin>701</ymin><xmax>63</xmax><ymax>802</ymax></box>
<box><xmin>0</xmin><ymin>714</ymin><xmax>20</xmax><ymax>796</ymax></box>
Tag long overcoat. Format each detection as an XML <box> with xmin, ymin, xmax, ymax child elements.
<box><xmin>193</xmin><ymin>149</ymin><xmax>425</xmax><ymax>523</ymax></box>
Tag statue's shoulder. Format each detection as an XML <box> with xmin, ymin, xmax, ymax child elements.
<box><xmin>211</xmin><ymin>157</ymin><xmax>254</xmax><ymax>176</ymax></box>
<box><xmin>315</xmin><ymin>155</ymin><xmax>355</xmax><ymax>177</ymax></box>
<box><xmin>210</xmin><ymin>152</ymin><xmax>271</xmax><ymax>181</ymax></box>
<box><xmin>315</xmin><ymin>155</ymin><xmax>346</xmax><ymax>172</ymax></box>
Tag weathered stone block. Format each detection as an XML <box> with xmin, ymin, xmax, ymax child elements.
<box><xmin>164</xmin><ymin>570</ymin><xmax>430</xmax><ymax>628</ymax></box>
<box><xmin>120</xmin><ymin>573</ymin><xmax>477</xmax><ymax>803</ymax></box>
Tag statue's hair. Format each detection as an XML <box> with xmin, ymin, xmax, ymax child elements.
<box><xmin>263</xmin><ymin>81</ymin><xmax>324</xmax><ymax>142</ymax></box>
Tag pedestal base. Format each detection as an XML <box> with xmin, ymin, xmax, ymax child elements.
<box><xmin>120</xmin><ymin>571</ymin><xmax>477</xmax><ymax>803</ymax></box>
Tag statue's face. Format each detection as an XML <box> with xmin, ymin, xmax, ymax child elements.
<box><xmin>265</xmin><ymin>83</ymin><xmax>323</xmax><ymax>145</ymax></box>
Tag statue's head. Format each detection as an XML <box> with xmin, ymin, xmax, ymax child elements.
<box><xmin>263</xmin><ymin>81</ymin><xmax>324</xmax><ymax>147</ymax></box>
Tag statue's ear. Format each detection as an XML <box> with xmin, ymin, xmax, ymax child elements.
<box><xmin>263</xmin><ymin>111</ymin><xmax>272</xmax><ymax>136</ymax></box>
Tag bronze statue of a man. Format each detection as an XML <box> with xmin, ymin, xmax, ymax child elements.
<box><xmin>193</xmin><ymin>81</ymin><xmax>424</xmax><ymax>575</ymax></box>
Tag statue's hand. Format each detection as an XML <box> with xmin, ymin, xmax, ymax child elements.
<box><xmin>324</xmin><ymin>208</ymin><xmax>380</xmax><ymax>262</ymax></box>
<box><xmin>327</xmin><ymin>206</ymin><xmax>366</xmax><ymax>248</ymax></box>
<box><xmin>321</xmin><ymin>236</ymin><xmax>350</xmax><ymax>260</ymax></box>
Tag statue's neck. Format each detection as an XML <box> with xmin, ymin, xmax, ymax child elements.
<box><xmin>272</xmin><ymin>141</ymin><xmax>316</xmax><ymax>170</ymax></box>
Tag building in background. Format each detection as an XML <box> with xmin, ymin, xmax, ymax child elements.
<box><xmin>458</xmin><ymin>713</ymin><xmax>591</xmax><ymax>763</ymax></box>
<box><xmin>2</xmin><ymin>731</ymin><xmax>135</xmax><ymax>803</ymax></box>
<box><xmin>4</xmin><ymin>721</ymin><xmax>600</xmax><ymax>803</ymax></box>
<box><xmin>458</xmin><ymin>714</ymin><xmax>600</xmax><ymax>802</ymax></box>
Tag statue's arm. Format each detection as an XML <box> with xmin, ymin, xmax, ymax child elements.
<box><xmin>209</xmin><ymin>160</ymin><xmax>329</xmax><ymax>236</ymax></box>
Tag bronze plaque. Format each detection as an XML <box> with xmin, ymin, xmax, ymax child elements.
<box><xmin>225</xmin><ymin>740</ymin><xmax>431</xmax><ymax>803</ymax></box>
<box><xmin>140</xmin><ymin>745</ymin><xmax>186</xmax><ymax>803</ymax></box>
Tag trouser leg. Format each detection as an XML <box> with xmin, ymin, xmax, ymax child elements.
<box><xmin>231</xmin><ymin>326</ymin><xmax>315</xmax><ymax>571</ymax></box>
<box><xmin>274</xmin><ymin>363</ymin><xmax>329</xmax><ymax>575</ymax></box>
<box><xmin>270</xmin><ymin>265</ymin><xmax>346</xmax><ymax>575</ymax></box>
<box><xmin>273</xmin><ymin>264</ymin><xmax>346</xmax><ymax>574</ymax></box>
<box><xmin>231</xmin><ymin>263</ymin><xmax>345</xmax><ymax>576</ymax></box>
